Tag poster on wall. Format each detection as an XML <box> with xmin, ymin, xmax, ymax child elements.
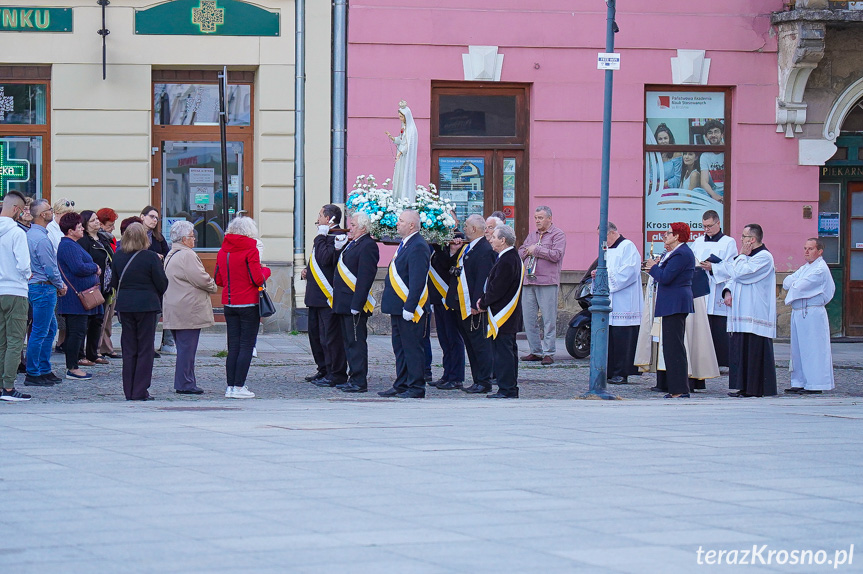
<box><xmin>644</xmin><ymin>91</ymin><xmax>726</xmax><ymax>255</ymax></box>
<box><xmin>438</xmin><ymin>157</ymin><xmax>485</xmax><ymax>225</ymax></box>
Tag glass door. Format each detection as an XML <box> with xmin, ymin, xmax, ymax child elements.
<box><xmin>435</xmin><ymin>151</ymin><xmax>492</xmax><ymax>228</ymax></box>
<box><xmin>160</xmin><ymin>140</ymin><xmax>244</xmax><ymax>250</ymax></box>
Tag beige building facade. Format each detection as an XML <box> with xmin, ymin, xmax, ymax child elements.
<box><xmin>0</xmin><ymin>0</ymin><xmax>332</xmax><ymax>330</ymax></box>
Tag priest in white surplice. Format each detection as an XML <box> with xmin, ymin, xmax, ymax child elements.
<box><xmin>593</xmin><ymin>223</ymin><xmax>643</xmax><ymax>384</ymax></box>
<box><xmin>783</xmin><ymin>238</ymin><xmax>835</xmax><ymax>394</ymax></box>
<box><xmin>713</xmin><ymin>223</ymin><xmax>777</xmax><ymax>397</ymax></box>
<box><xmin>693</xmin><ymin>209</ymin><xmax>738</xmax><ymax>367</ymax></box>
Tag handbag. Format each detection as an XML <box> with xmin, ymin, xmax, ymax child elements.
<box><xmin>229</xmin><ymin>252</ymin><xmax>276</xmax><ymax>318</ymax></box>
<box><xmin>59</xmin><ymin>265</ymin><xmax>105</xmax><ymax>311</ymax></box>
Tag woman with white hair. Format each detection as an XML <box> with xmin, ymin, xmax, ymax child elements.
<box><xmin>162</xmin><ymin>221</ymin><xmax>218</xmax><ymax>395</ymax></box>
<box><xmin>214</xmin><ymin>216</ymin><xmax>271</xmax><ymax>398</ymax></box>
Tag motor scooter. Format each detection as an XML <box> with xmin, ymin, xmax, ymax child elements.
<box><xmin>565</xmin><ymin>262</ymin><xmax>597</xmax><ymax>359</ymax></box>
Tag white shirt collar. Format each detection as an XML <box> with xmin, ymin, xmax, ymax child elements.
<box><xmin>469</xmin><ymin>236</ymin><xmax>482</xmax><ymax>248</ymax></box>
<box><xmin>402</xmin><ymin>231</ymin><xmax>419</xmax><ymax>244</ymax></box>
<box><xmin>499</xmin><ymin>246</ymin><xmax>514</xmax><ymax>256</ymax></box>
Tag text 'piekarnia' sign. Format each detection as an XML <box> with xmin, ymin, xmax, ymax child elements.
<box><xmin>0</xmin><ymin>7</ymin><xmax>72</xmax><ymax>32</ymax></box>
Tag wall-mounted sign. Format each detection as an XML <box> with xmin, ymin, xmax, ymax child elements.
<box><xmin>135</xmin><ymin>0</ymin><xmax>279</xmax><ymax>36</ymax></box>
<box><xmin>597</xmin><ymin>53</ymin><xmax>621</xmax><ymax>70</ymax></box>
<box><xmin>0</xmin><ymin>7</ymin><xmax>72</xmax><ymax>32</ymax></box>
<box><xmin>819</xmin><ymin>212</ymin><xmax>840</xmax><ymax>237</ymax></box>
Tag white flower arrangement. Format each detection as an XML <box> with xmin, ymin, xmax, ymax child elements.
<box><xmin>346</xmin><ymin>175</ymin><xmax>457</xmax><ymax>244</ymax></box>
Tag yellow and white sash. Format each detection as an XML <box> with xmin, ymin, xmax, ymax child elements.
<box><xmin>428</xmin><ymin>266</ymin><xmax>449</xmax><ymax>310</ymax></box>
<box><xmin>487</xmin><ymin>261</ymin><xmax>526</xmax><ymax>339</ymax></box>
<box><xmin>308</xmin><ymin>246</ymin><xmax>334</xmax><ymax>308</ymax></box>
<box><xmin>388</xmin><ymin>248</ymin><xmax>428</xmax><ymax>323</ymax></box>
<box><xmin>337</xmin><ymin>251</ymin><xmax>376</xmax><ymax>313</ymax></box>
<box><xmin>455</xmin><ymin>244</ymin><xmax>473</xmax><ymax>319</ymax></box>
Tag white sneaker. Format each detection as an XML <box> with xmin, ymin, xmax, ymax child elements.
<box><xmin>232</xmin><ymin>386</ymin><xmax>255</xmax><ymax>399</ymax></box>
<box><xmin>160</xmin><ymin>345</ymin><xmax>177</xmax><ymax>355</ymax></box>
<box><xmin>225</xmin><ymin>386</ymin><xmax>235</xmax><ymax>398</ymax></box>
<box><xmin>252</xmin><ymin>347</ymin><xmax>258</xmax><ymax>358</ymax></box>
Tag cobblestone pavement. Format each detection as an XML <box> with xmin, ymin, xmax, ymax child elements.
<box><xmin>11</xmin><ymin>328</ymin><xmax>863</xmax><ymax>404</ymax></box>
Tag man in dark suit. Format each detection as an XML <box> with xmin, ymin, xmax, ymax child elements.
<box><xmin>379</xmin><ymin>210</ymin><xmax>431</xmax><ymax>398</ymax></box>
<box><xmin>644</xmin><ymin>222</ymin><xmax>696</xmax><ymax>398</ymax></box>
<box><xmin>301</xmin><ymin>204</ymin><xmax>347</xmax><ymax>387</ymax></box>
<box><xmin>331</xmin><ymin>211</ymin><xmax>380</xmax><ymax>393</ymax></box>
<box><xmin>428</xmin><ymin>238</ymin><xmax>465</xmax><ymax>390</ymax></box>
<box><xmin>478</xmin><ymin>225</ymin><xmax>524</xmax><ymax>398</ymax></box>
<box><xmin>445</xmin><ymin>214</ymin><xmax>496</xmax><ymax>394</ymax></box>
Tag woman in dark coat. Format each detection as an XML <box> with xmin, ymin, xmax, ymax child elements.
<box><xmin>141</xmin><ymin>205</ymin><xmax>173</xmax><ymax>355</ymax></box>
<box><xmin>110</xmin><ymin>223</ymin><xmax>169</xmax><ymax>401</ymax></box>
<box><xmin>76</xmin><ymin>210</ymin><xmax>112</xmax><ymax>366</ymax></box>
<box><xmin>57</xmin><ymin>212</ymin><xmax>103</xmax><ymax>381</ymax></box>
<box><xmin>644</xmin><ymin>222</ymin><xmax>696</xmax><ymax>398</ymax></box>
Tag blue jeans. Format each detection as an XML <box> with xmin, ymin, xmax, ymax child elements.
<box><xmin>27</xmin><ymin>284</ymin><xmax>58</xmax><ymax>376</ymax></box>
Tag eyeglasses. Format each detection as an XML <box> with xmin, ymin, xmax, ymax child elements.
<box><xmin>703</xmin><ymin>221</ymin><xmax>719</xmax><ymax>229</ymax></box>
<box><xmin>145</xmin><ymin>214</ymin><xmax>159</xmax><ymax>220</ymax></box>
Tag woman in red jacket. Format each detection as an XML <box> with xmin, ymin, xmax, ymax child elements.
<box><xmin>214</xmin><ymin>217</ymin><xmax>271</xmax><ymax>398</ymax></box>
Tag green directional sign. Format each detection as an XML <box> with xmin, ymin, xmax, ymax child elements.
<box><xmin>0</xmin><ymin>141</ymin><xmax>30</xmax><ymax>196</ymax></box>
<box><xmin>0</xmin><ymin>7</ymin><xmax>73</xmax><ymax>32</ymax></box>
<box><xmin>135</xmin><ymin>0</ymin><xmax>279</xmax><ymax>36</ymax></box>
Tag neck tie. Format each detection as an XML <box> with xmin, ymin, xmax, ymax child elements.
<box><xmin>396</xmin><ymin>240</ymin><xmax>405</xmax><ymax>257</ymax></box>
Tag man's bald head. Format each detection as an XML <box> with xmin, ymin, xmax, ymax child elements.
<box><xmin>464</xmin><ymin>214</ymin><xmax>486</xmax><ymax>240</ymax></box>
<box><xmin>397</xmin><ymin>209</ymin><xmax>421</xmax><ymax>238</ymax></box>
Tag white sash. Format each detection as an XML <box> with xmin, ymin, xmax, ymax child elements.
<box><xmin>337</xmin><ymin>251</ymin><xmax>376</xmax><ymax>313</ymax></box>
<box><xmin>455</xmin><ymin>244</ymin><xmax>472</xmax><ymax>320</ymax></box>
<box><xmin>308</xmin><ymin>246</ymin><xmax>334</xmax><ymax>308</ymax></box>
<box><xmin>487</xmin><ymin>262</ymin><xmax>525</xmax><ymax>339</ymax></box>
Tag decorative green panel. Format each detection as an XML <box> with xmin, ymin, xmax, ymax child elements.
<box><xmin>0</xmin><ymin>7</ymin><xmax>72</xmax><ymax>32</ymax></box>
<box><xmin>135</xmin><ymin>0</ymin><xmax>279</xmax><ymax>37</ymax></box>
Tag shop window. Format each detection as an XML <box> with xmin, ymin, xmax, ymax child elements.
<box><xmin>644</xmin><ymin>87</ymin><xmax>731</xmax><ymax>255</ymax></box>
<box><xmin>154</xmin><ymin>83</ymin><xmax>251</xmax><ymax>126</ymax></box>
<box><xmin>818</xmin><ymin>182</ymin><xmax>841</xmax><ymax>264</ymax></box>
<box><xmin>0</xmin><ymin>70</ymin><xmax>50</xmax><ymax>200</ymax></box>
<box><xmin>438</xmin><ymin>95</ymin><xmax>517</xmax><ymax>137</ymax></box>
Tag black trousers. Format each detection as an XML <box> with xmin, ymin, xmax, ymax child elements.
<box><xmin>729</xmin><ymin>332</ymin><xmax>777</xmax><ymax>397</ymax></box>
<box><xmin>120</xmin><ymin>311</ymin><xmax>158</xmax><ymax>400</ymax></box>
<box><xmin>82</xmin><ymin>313</ymin><xmax>104</xmax><ymax>361</ymax></box>
<box><xmin>62</xmin><ymin>314</ymin><xmax>89</xmax><ymax>371</ymax></box>
<box><xmin>608</xmin><ymin>325</ymin><xmax>640</xmax><ymax>379</ymax></box>
<box><xmin>707</xmin><ymin>314</ymin><xmax>730</xmax><ymax>367</ymax></box>
<box><xmin>339</xmin><ymin>312</ymin><xmax>369</xmax><ymax>389</ymax></box>
<box><xmin>225</xmin><ymin>305</ymin><xmax>259</xmax><ymax>387</ymax></box>
<box><xmin>493</xmin><ymin>332</ymin><xmax>518</xmax><ymax>396</ymax></box>
<box><xmin>457</xmin><ymin>314</ymin><xmax>493</xmax><ymax>388</ymax></box>
<box><xmin>308</xmin><ymin>305</ymin><xmax>347</xmax><ymax>383</ymax></box>
<box><xmin>434</xmin><ymin>304</ymin><xmax>465</xmax><ymax>383</ymax></box>
<box><xmin>656</xmin><ymin>313</ymin><xmax>689</xmax><ymax>395</ymax></box>
<box><xmin>390</xmin><ymin>313</ymin><xmax>427</xmax><ymax>392</ymax></box>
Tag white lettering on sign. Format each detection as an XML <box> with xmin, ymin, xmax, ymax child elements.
<box><xmin>597</xmin><ymin>53</ymin><xmax>621</xmax><ymax>70</ymax></box>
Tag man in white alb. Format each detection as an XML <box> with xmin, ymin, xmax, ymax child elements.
<box><xmin>713</xmin><ymin>223</ymin><xmax>777</xmax><ymax>397</ymax></box>
<box><xmin>592</xmin><ymin>222</ymin><xmax>642</xmax><ymax>383</ymax></box>
<box><xmin>694</xmin><ymin>209</ymin><xmax>738</xmax><ymax>368</ymax></box>
<box><xmin>783</xmin><ymin>238</ymin><xmax>835</xmax><ymax>395</ymax></box>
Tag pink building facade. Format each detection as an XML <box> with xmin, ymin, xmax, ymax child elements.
<box><xmin>346</xmin><ymin>1</ymin><xmax>863</xmax><ymax>335</ymax></box>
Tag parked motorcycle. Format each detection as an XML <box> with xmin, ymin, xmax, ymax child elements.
<box><xmin>565</xmin><ymin>264</ymin><xmax>597</xmax><ymax>359</ymax></box>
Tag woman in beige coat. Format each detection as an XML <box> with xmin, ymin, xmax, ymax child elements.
<box><xmin>163</xmin><ymin>221</ymin><xmax>218</xmax><ymax>394</ymax></box>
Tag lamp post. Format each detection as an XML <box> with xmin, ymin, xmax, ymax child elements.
<box><xmin>583</xmin><ymin>0</ymin><xmax>618</xmax><ymax>400</ymax></box>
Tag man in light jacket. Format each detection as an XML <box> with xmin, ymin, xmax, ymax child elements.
<box><xmin>0</xmin><ymin>191</ymin><xmax>32</xmax><ymax>402</ymax></box>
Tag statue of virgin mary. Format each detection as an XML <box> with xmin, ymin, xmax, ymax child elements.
<box><xmin>386</xmin><ymin>100</ymin><xmax>418</xmax><ymax>203</ymax></box>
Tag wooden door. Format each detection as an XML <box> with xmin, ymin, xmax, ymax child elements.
<box><xmin>846</xmin><ymin>182</ymin><xmax>863</xmax><ymax>336</ymax></box>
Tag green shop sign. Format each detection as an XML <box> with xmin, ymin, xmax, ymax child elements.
<box><xmin>0</xmin><ymin>7</ymin><xmax>72</xmax><ymax>32</ymax></box>
<box><xmin>135</xmin><ymin>0</ymin><xmax>279</xmax><ymax>36</ymax></box>
<box><xmin>0</xmin><ymin>141</ymin><xmax>30</xmax><ymax>195</ymax></box>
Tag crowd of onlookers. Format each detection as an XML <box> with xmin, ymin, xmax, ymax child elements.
<box><xmin>0</xmin><ymin>192</ymin><xmax>268</xmax><ymax>402</ymax></box>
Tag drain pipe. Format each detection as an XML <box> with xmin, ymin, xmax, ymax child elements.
<box><xmin>293</xmin><ymin>0</ymin><xmax>308</xmax><ymax>329</ymax></box>
<box><xmin>331</xmin><ymin>0</ymin><xmax>347</xmax><ymax>203</ymax></box>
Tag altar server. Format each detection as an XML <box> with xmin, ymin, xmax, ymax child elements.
<box><xmin>783</xmin><ymin>238</ymin><xmax>835</xmax><ymax>394</ymax></box>
<box><xmin>713</xmin><ymin>223</ymin><xmax>777</xmax><ymax>397</ymax></box>
<box><xmin>593</xmin><ymin>222</ymin><xmax>643</xmax><ymax>384</ymax></box>
<box><xmin>694</xmin><ymin>209</ymin><xmax>738</xmax><ymax>367</ymax></box>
